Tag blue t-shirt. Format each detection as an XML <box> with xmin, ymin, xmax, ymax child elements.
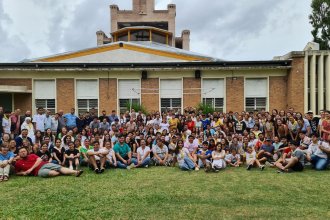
<box><xmin>0</xmin><ymin>151</ymin><xmax>14</xmax><ymax>161</ymax></box>
<box><xmin>64</xmin><ymin>113</ymin><xmax>77</xmax><ymax>127</ymax></box>
<box><xmin>201</xmin><ymin>119</ymin><xmax>210</xmax><ymax>130</ymax></box>
<box><xmin>197</xmin><ymin>149</ymin><xmax>212</xmax><ymax>159</ymax></box>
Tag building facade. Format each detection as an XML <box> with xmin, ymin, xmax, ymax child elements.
<box><xmin>0</xmin><ymin>0</ymin><xmax>329</xmax><ymax>115</ymax></box>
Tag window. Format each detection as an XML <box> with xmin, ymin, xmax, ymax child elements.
<box><xmin>35</xmin><ymin>99</ymin><xmax>55</xmax><ymax>113</ymax></box>
<box><xmin>160</xmin><ymin>79</ymin><xmax>182</xmax><ymax>113</ymax></box>
<box><xmin>152</xmin><ymin>31</ymin><xmax>167</xmax><ymax>44</ymax></box>
<box><xmin>34</xmin><ymin>80</ymin><xmax>56</xmax><ymax>113</ymax></box>
<box><xmin>203</xmin><ymin>98</ymin><xmax>224</xmax><ymax>112</ymax></box>
<box><xmin>118</xmin><ymin>80</ymin><xmax>141</xmax><ymax>113</ymax></box>
<box><xmin>76</xmin><ymin>80</ymin><xmax>98</xmax><ymax>115</ymax></box>
<box><xmin>130</xmin><ymin>30</ymin><xmax>150</xmax><ymax>41</ymax></box>
<box><xmin>245</xmin><ymin>78</ymin><xmax>268</xmax><ymax>111</ymax></box>
<box><xmin>161</xmin><ymin>98</ymin><xmax>181</xmax><ymax>113</ymax></box>
<box><xmin>77</xmin><ymin>99</ymin><xmax>98</xmax><ymax>115</ymax></box>
<box><xmin>119</xmin><ymin>99</ymin><xmax>140</xmax><ymax>113</ymax></box>
<box><xmin>202</xmin><ymin>79</ymin><xmax>225</xmax><ymax>112</ymax></box>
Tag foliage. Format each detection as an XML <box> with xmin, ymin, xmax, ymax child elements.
<box><xmin>1</xmin><ymin>167</ymin><xmax>330</xmax><ymax>219</ymax></box>
<box><xmin>196</xmin><ymin>102</ymin><xmax>215</xmax><ymax>115</ymax></box>
<box><xmin>125</xmin><ymin>101</ymin><xmax>148</xmax><ymax>114</ymax></box>
<box><xmin>309</xmin><ymin>0</ymin><xmax>330</xmax><ymax>50</ymax></box>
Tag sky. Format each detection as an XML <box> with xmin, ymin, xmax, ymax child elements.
<box><xmin>0</xmin><ymin>0</ymin><xmax>313</xmax><ymax>62</ymax></box>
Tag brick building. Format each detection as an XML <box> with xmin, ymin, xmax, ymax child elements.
<box><xmin>0</xmin><ymin>0</ymin><xmax>329</xmax><ymax>115</ymax></box>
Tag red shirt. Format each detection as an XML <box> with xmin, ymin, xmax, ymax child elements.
<box><xmin>15</xmin><ymin>154</ymin><xmax>48</xmax><ymax>176</ymax></box>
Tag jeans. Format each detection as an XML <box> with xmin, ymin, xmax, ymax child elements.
<box><xmin>180</xmin><ymin>156</ymin><xmax>195</xmax><ymax>171</ymax></box>
<box><xmin>0</xmin><ymin>161</ymin><xmax>10</xmax><ymax>176</ymax></box>
<box><xmin>138</xmin><ymin>158</ymin><xmax>150</xmax><ymax>167</ymax></box>
<box><xmin>311</xmin><ymin>155</ymin><xmax>329</xmax><ymax>170</ymax></box>
<box><xmin>117</xmin><ymin>158</ymin><xmax>137</xmax><ymax>169</ymax></box>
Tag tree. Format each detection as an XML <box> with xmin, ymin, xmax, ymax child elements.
<box><xmin>309</xmin><ymin>0</ymin><xmax>330</xmax><ymax>50</ymax></box>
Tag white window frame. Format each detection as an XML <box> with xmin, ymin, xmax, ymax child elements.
<box><xmin>244</xmin><ymin>77</ymin><xmax>269</xmax><ymax>111</ymax></box>
<box><xmin>33</xmin><ymin>80</ymin><xmax>56</xmax><ymax>114</ymax></box>
<box><xmin>159</xmin><ymin>79</ymin><xmax>183</xmax><ymax>113</ymax></box>
<box><xmin>75</xmin><ymin>79</ymin><xmax>99</xmax><ymax>115</ymax></box>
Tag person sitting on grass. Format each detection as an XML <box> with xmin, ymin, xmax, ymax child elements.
<box><xmin>136</xmin><ymin>139</ymin><xmax>151</xmax><ymax>168</ymax></box>
<box><xmin>52</xmin><ymin>138</ymin><xmax>65</xmax><ymax>165</ymax></box>
<box><xmin>103</xmin><ymin>140</ymin><xmax>117</xmax><ymax>169</ymax></box>
<box><xmin>0</xmin><ymin>145</ymin><xmax>15</xmax><ymax>182</ymax></box>
<box><xmin>184</xmin><ymin>135</ymin><xmax>199</xmax><ymax>164</ymax></box>
<box><xmin>275</xmin><ymin>141</ymin><xmax>305</xmax><ymax>173</ymax></box>
<box><xmin>257</xmin><ymin>138</ymin><xmax>275</xmax><ymax>165</ymax></box>
<box><xmin>306</xmin><ymin>134</ymin><xmax>330</xmax><ymax>171</ymax></box>
<box><xmin>246</xmin><ymin>146</ymin><xmax>265</xmax><ymax>171</ymax></box>
<box><xmin>225</xmin><ymin>148</ymin><xmax>242</xmax><ymax>167</ymax></box>
<box><xmin>65</xmin><ymin>142</ymin><xmax>80</xmax><ymax>170</ymax></box>
<box><xmin>113</xmin><ymin>134</ymin><xmax>137</xmax><ymax>169</ymax></box>
<box><xmin>211</xmin><ymin>143</ymin><xmax>226</xmax><ymax>172</ymax></box>
<box><xmin>175</xmin><ymin>140</ymin><xmax>199</xmax><ymax>171</ymax></box>
<box><xmin>15</xmin><ymin>147</ymin><xmax>83</xmax><ymax>178</ymax></box>
<box><xmin>197</xmin><ymin>141</ymin><xmax>212</xmax><ymax>171</ymax></box>
<box><xmin>87</xmin><ymin>141</ymin><xmax>108</xmax><ymax>173</ymax></box>
<box><xmin>79</xmin><ymin>139</ymin><xmax>93</xmax><ymax>166</ymax></box>
<box><xmin>36</xmin><ymin>142</ymin><xmax>53</xmax><ymax>163</ymax></box>
<box><xmin>152</xmin><ymin>138</ymin><xmax>171</xmax><ymax>166</ymax></box>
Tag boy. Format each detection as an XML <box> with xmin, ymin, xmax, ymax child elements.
<box><xmin>65</xmin><ymin>142</ymin><xmax>80</xmax><ymax>170</ymax></box>
<box><xmin>225</xmin><ymin>149</ymin><xmax>242</xmax><ymax>167</ymax></box>
<box><xmin>197</xmin><ymin>141</ymin><xmax>212</xmax><ymax>171</ymax></box>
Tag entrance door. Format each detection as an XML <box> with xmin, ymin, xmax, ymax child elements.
<box><xmin>0</xmin><ymin>93</ymin><xmax>13</xmax><ymax>112</ymax></box>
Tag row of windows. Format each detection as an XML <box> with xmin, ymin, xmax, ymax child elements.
<box><xmin>36</xmin><ymin>97</ymin><xmax>267</xmax><ymax>114</ymax></box>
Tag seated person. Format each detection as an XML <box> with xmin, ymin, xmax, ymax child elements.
<box><xmin>225</xmin><ymin>149</ymin><xmax>242</xmax><ymax>167</ymax></box>
<box><xmin>211</xmin><ymin>143</ymin><xmax>226</xmax><ymax>172</ymax></box>
<box><xmin>113</xmin><ymin>135</ymin><xmax>137</xmax><ymax>169</ymax></box>
<box><xmin>87</xmin><ymin>141</ymin><xmax>108</xmax><ymax>173</ymax></box>
<box><xmin>275</xmin><ymin>141</ymin><xmax>305</xmax><ymax>173</ymax></box>
<box><xmin>65</xmin><ymin>142</ymin><xmax>80</xmax><ymax>170</ymax></box>
<box><xmin>36</xmin><ymin>142</ymin><xmax>52</xmax><ymax>163</ymax></box>
<box><xmin>0</xmin><ymin>145</ymin><xmax>15</xmax><ymax>182</ymax></box>
<box><xmin>79</xmin><ymin>139</ymin><xmax>93</xmax><ymax>166</ymax></box>
<box><xmin>136</xmin><ymin>139</ymin><xmax>151</xmax><ymax>168</ymax></box>
<box><xmin>246</xmin><ymin>146</ymin><xmax>265</xmax><ymax>171</ymax></box>
<box><xmin>103</xmin><ymin>141</ymin><xmax>117</xmax><ymax>168</ymax></box>
<box><xmin>257</xmin><ymin>138</ymin><xmax>275</xmax><ymax>164</ymax></box>
<box><xmin>197</xmin><ymin>141</ymin><xmax>212</xmax><ymax>171</ymax></box>
<box><xmin>15</xmin><ymin>147</ymin><xmax>83</xmax><ymax>178</ymax></box>
<box><xmin>152</xmin><ymin>138</ymin><xmax>171</xmax><ymax>166</ymax></box>
<box><xmin>175</xmin><ymin>140</ymin><xmax>199</xmax><ymax>171</ymax></box>
<box><xmin>306</xmin><ymin>134</ymin><xmax>330</xmax><ymax>171</ymax></box>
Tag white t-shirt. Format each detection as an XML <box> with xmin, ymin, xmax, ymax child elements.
<box><xmin>137</xmin><ymin>146</ymin><xmax>151</xmax><ymax>159</ymax></box>
<box><xmin>308</xmin><ymin>141</ymin><xmax>329</xmax><ymax>159</ymax></box>
<box><xmin>33</xmin><ymin>114</ymin><xmax>46</xmax><ymax>132</ymax></box>
<box><xmin>245</xmin><ymin>151</ymin><xmax>256</xmax><ymax>163</ymax></box>
<box><xmin>2</xmin><ymin>117</ymin><xmax>10</xmax><ymax>134</ymax></box>
<box><xmin>176</xmin><ymin>148</ymin><xmax>190</xmax><ymax>166</ymax></box>
<box><xmin>184</xmin><ymin>140</ymin><xmax>198</xmax><ymax>153</ymax></box>
<box><xmin>159</xmin><ymin>122</ymin><xmax>169</xmax><ymax>132</ymax></box>
<box><xmin>87</xmin><ymin>148</ymin><xmax>107</xmax><ymax>161</ymax></box>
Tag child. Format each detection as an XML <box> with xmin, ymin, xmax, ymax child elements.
<box><xmin>225</xmin><ymin>149</ymin><xmax>242</xmax><ymax>167</ymax></box>
<box><xmin>245</xmin><ymin>146</ymin><xmax>265</xmax><ymax>170</ymax></box>
<box><xmin>197</xmin><ymin>141</ymin><xmax>212</xmax><ymax>172</ymax></box>
<box><xmin>211</xmin><ymin>143</ymin><xmax>226</xmax><ymax>172</ymax></box>
<box><xmin>36</xmin><ymin>142</ymin><xmax>52</xmax><ymax>162</ymax></box>
<box><xmin>65</xmin><ymin>142</ymin><xmax>80</xmax><ymax>170</ymax></box>
<box><xmin>0</xmin><ymin>145</ymin><xmax>14</xmax><ymax>182</ymax></box>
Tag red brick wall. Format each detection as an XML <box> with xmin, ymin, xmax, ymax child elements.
<box><xmin>56</xmin><ymin>79</ymin><xmax>75</xmax><ymax>113</ymax></box>
<box><xmin>99</xmin><ymin>78</ymin><xmax>117</xmax><ymax>113</ymax></box>
<box><xmin>14</xmin><ymin>93</ymin><xmax>32</xmax><ymax>112</ymax></box>
<box><xmin>226</xmin><ymin>77</ymin><xmax>244</xmax><ymax>112</ymax></box>
<box><xmin>0</xmin><ymin>78</ymin><xmax>32</xmax><ymax>90</ymax></box>
<box><xmin>183</xmin><ymin>77</ymin><xmax>201</xmax><ymax>108</ymax></box>
<box><xmin>141</xmin><ymin>78</ymin><xmax>159</xmax><ymax>113</ymax></box>
<box><xmin>269</xmin><ymin>76</ymin><xmax>288</xmax><ymax>111</ymax></box>
<box><xmin>287</xmin><ymin>57</ymin><xmax>304</xmax><ymax>113</ymax></box>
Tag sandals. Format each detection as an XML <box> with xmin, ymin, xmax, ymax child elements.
<box><xmin>75</xmin><ymin>170</ymin><xmax>84</xmax><ymax>177</ymax></box>
<box><xmin>0</xmin><ymin>175</ymin><xmax>3</xmax><ymax>182</ymax></box>
<box><xmin>1</xmin><ymin>175</ymin><xmax>8</xmax><ymax>181</ymax></box>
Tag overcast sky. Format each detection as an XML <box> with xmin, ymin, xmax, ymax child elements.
<box><xmin>0</xmin><ymin>0</ymin><xmax>312</xmax><ymax>62</ymax></box>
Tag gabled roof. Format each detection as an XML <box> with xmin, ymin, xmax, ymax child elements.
<box><xmin>26</xmin><ymin>41</ymin><xmax>221</xmax><ymax>63</ymax></box>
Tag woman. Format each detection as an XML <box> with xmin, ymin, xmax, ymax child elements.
<box><xmin>57</xmin><ymin>127</ymin><xmax>68</xmax><ymax>139</ymax></box>
<box><xmin>288</xmin><ymin>116</ymin><xmax>299</xmax><ymax>141</ymax></box>
<box><xmin>44</xmin><ymin>128</ymin><xmax>55</xmax><ymax>145</ymax></box>
<box><xmin>33</xmin><ymin>130</ymin><xmax>43</xmax><ymax>147</ymax></box>
<box><xmin>0</xmin><ymin>145</ymin><xmax>15</xmax><ymax>182</ymax></box>
<box><xmin>264</xmin><ymin>115</ymin><xmax>275</xmax><ymax>139</ymax></box>
<box><xmin>136</xmin><ymin>139</ymin><xmax>151</xmax><ymax>168</ymax></box>
<box><xmin>175</xmin><ymin>140</ymin><xmax>198</xmax><ymax>171</ymax></box>
<box><xmin>20</xmin><ymin>117</ymin><xmax>34</xmax><ymax>140</ymax></box>
<box><xmin>52</xmin><ymin>138</ymin><xmax>65</xmax><ymax>165</ymax></box>
<box><xmin>211</xmin><ymin>143</ymin><xmax>226</xmax><ymax>171</ymax></box>
<box><xmin>321</xmin><ymin>111</ymin><xmax>330</xmax><ymax>141</ymax></box>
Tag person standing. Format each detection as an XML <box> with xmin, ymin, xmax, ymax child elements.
<box><xmin>64</xmin><ymin>108</ymin><xmax>77</xmax><ymax>131</ymax></box>
<box><xmin>32</xmin><ymin>107</ymin><xmax>46</xmax><ymax>135</ymax></box>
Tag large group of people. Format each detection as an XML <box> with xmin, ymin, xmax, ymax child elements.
<box><xmin>1</xmin><ymin>104</ymin><xmax>330</xmax><ymax>182</ymax></box>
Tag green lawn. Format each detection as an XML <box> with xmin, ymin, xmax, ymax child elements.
<box><xmin>1</xmin><ymin>166</ymin><xmax>330</xmax><ymax>219</ymax></box>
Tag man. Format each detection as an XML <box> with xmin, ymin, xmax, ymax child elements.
<box><xmin>89</xmin><ymin>116</ymin><xmax>100</xmax><ymax>131</ymax></box>
<box><xmin>0</xmin><ymin>106</ymin><xmax>3</xmax><ymax>137</ymax></box>
<box><xmin>87</xmin><ymin>141</ymin><xmax>108</xmax><ymax>173</ymax></box>
<box><xmin>57</xmin><ymin>110</ymin><xmax>66</xmax><ymax>132</ymax></box>
<box><xmin>15</xmin><ymin>129</ymin><xmax>33</xmax><ymax>148</ymax></box>
<box><xmin>306</xmin><ymin>134</ymin><xmax>330</xmax><ymax>170</ymax></box>
<box><xmin>64</xmin><ymin>108</ymin><xmax>77</xmax><ymax>130</ymax></box>
<box><xmin>15</xmin><ymin>147</ymin><xmax>83</xmax><ymax>178</ymax></box>
<box><xmin>78</xmin><ymin>139</ymin><xmax>93</xmax><ymax>166</ymax></box>
<box><xmin>299</xmin><ymin>132</ymin><xmax>311</xmax><ymax>150</ymax></box>
<box><xmin>99</xmin><ymin>110</ymin><xmax>109</xmax><ymax>122</ymax></box>
<box><xmin>113</xmin><ymin>134</ymin><xmax>137</xmax><ymax>169</ymax></box>
<box><xmin>76</xmin><ymin>113</ymin><xmax>85</xmax><ymax>133</ymax></box>
<box><xmin>126</xmin><ymin>118</ymin><xmax>136</xmax><ymax>132</ymax></box>
<box><xmin>258</xmin><ymin>138</ymin><xmax>275</xmax><ymax>164</ymax></box>
<box><xmin>275</xmin><ymin>141</ymin><xmax>305</xmax><ymax>173</ymax></box>
<box><xmin>32</xmin><ymin>107</ymin><xmax>46</xmax><ymax>134</ymax></box>
<box><xmin>99</xmin><ymin>118</ymin><xmax>110</xmax><ymax>133</ymax></box>
<box><xmin>43</xmin><ymin>110</ymin><xmax>52</xmax><ymax>131</ymax></box>
<box><xmin>307</xmin><ymin>111</ymin><xmax>319</xmax><ymax>136</ymax></box>
<box><xmin>108</xmin><ymin>110</ymin><xmax>119</xmax><ymax>124</ymax></box>
<box><xmin>51</xmin><ymin>113</ymin><xmax>59</xmax><ymax>135</ymax></box>
<box><xmin>2</xmin><ymin>111</ymin><xmax>11</xmax><ymax>135</ymax></box>
<box><xmin>234</xmin><ymin>115</ymin><xmax>246</xmax><ymax>134</ymax></box>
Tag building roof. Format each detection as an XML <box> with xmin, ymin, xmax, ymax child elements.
<box><xmin>25</xmin><ymin>41</ymin><xmax>221</xmax><ymax>63</ymax></box>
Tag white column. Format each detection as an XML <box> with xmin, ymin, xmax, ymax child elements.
<box><xmin>326</xmin><ymin>53</ymin><xmax>330</xmax><ymax>110</ymax></box>
<box><xmin>318</xmin><ymin>54</ymin><xmax>324</xmax><ymax>113</ymax></box>
<box><xmin>310</xmin><ymin>54</ymin><xmax>316</xmax><ymax>113</ymax></box>
<box><xmin>304</xmin><ymin>52</ymin><xmax>309</xmax><ymax>113</ymax></box>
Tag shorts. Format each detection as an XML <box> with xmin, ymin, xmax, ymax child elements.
<box><xmin>292</xmin><ymin>161</ymin><xmax>304</xmax><ymax>172</ymax></box>
<box><xmin>38</xmin><ymin>163</ymin><xmax>62</xmax><ymax>177</ymax></box>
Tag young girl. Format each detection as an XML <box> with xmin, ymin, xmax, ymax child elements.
<box><xmin>175</xmin><ymin>140</ymin><xmax>199</xmax><ymax>171</ymax></box>
<box><xmin>65</xmin><ymin>142</ymin><xmax>80</xmax><ymax>170</ymax></box>
<box><xmin>211</xmin><ymin>143</ymin><xmax>226</xmax><ymax>171</ymax></box>
<box><xmin>52</xmin><ymin>138</ymin><xmax>65</xmax><ymax>165</ymax></box>
<box><xmin>36</xmin><ymin>142</ymin><xmax>52</xmax><ymax>162</ymax></box>
<box><xmin>245</xmin><ymin>146</ymin><xmax>265</xmax><ymax>170</ymax></box>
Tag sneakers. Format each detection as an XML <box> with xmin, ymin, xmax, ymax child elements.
<box><xmin>75</xmin><ymin>170</ymin><xmax>84</xmax><ymax>177</ymax></box>
<box><xmin>69</xmin><ymin>165</ymin><xmax>74</xmax><ymax>170</ymax></box>
<box><xmin>144</xmin><ymin>165</ymin><xmax>149</xmax><ymax>168</ymax></box>
<box><xmin>195</xmin><ymin>166</ymin><xmax>200</xmax><ymax>171</ymax></box>
<box><xmin>246</xmin><ymin>164</ymin><xmax>253</xmax><ymax>170</ymax></box>
<box><xmin>127</xmin><ymin>163</ymin><xmax>135</xmax><ymax>170</ymax></box>
<box><xmin>0</xmin><ymin>175</ymin><xmax>3</xmax><ymax>182</ymax></box>
<box><xmin>260</xmin><ymin>165</ymin><xmax>265</xmax><ymax>171</ymax></box>
<box><xmin>94</xmin><ymin>168</ymin><xmax>100</xmax><ymax>174</ymax></box>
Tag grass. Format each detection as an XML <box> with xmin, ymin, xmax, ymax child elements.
<box><xmin>1</xmin><ymin>166</ymin><xmax>330</xmax><ymax>219</ymax></box>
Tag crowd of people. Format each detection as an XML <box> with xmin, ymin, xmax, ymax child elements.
<box><xmin>1</xmin><ymin>105</ymin><xmax>330</xmax><ymax>182</ymax></box>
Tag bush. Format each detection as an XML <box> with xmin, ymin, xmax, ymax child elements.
<box><xmin>125</xmin><ymin>101</ymin><xmax>148</xmax><ymax>114</ymax></box>
<box><xmin>196</xmin><ymin>102</ymin><xmax>215</xmax><ymax>115</ymax></box>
